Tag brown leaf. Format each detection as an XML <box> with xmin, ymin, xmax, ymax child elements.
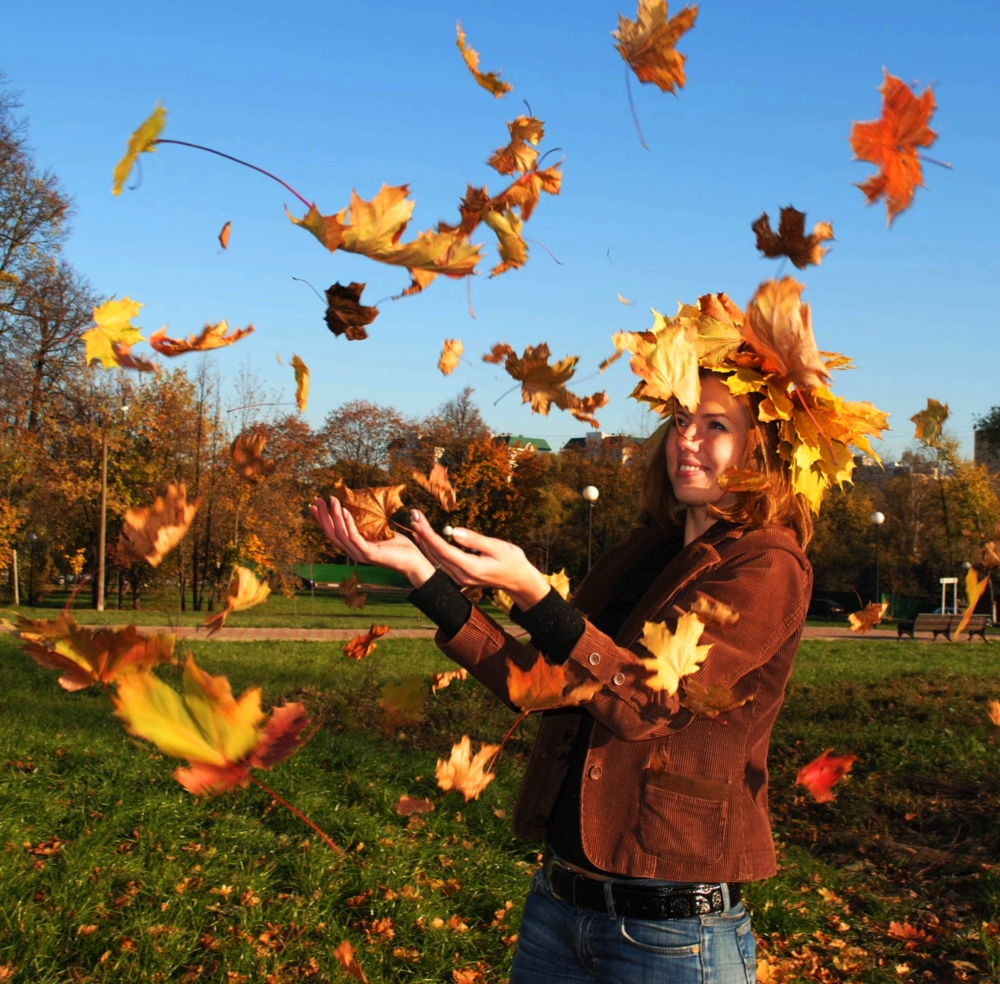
<box><xmin>911</xmin><ymin>397</ymin><xmax>949</xmax><ymax>447</ymax></box>
<box><xmin>342</xmin><ymin>624</ymin><xmax>390</xmax><ymax>661</ymax></box>
<box><xmin>506</xmin><ymin>654</ymin><xmax>603</xmax><ymax>711</ymax></box>
<box><xmin>395</xmin><ymin>795</ymin><xmax>435</xmax><ymax>817</ymax></box>
<box><xmin>117</xmin><ymin>482</ymin><xmax>201</xmax><ymax>568</ymax></box>
<box><xmin>613</xmin><ymin>0</ymin><xmax>698</xmax><ymax>94</ymax></box>
<box><xmin>456</xmin><ymin>22</ymin><xmax>512</xmax><ymax>98</ymax></box>
<box><xmin>110</xmin><ymin>341</ymin><xmax>159</xmax><ymax>374</ymax></box>
<box><xmin>436</xmin><ymin>735</ymin><xmax>500</xmax><ymax>802</ymax></box>
<box><xmin>149</xmin><ymin>321</ymin><xmax>253</xmax><ymax>356</ymax></box>
<box><xmin>411</xmin><ymin>464</ymin><xmax>458</xmax><ymax>512</ymax></box>
<box><xmin>218</xmin><ymin>221</ymin><xmax>231</xmax><ymax>249</ymax></box>
<box><xmin>848</xmin><ymin>601</ymin><xmax>888</xmax><ymax>634</ymax></box>
<box><xmin>324</xmin><ymin>282</ymin><xmax>379</xmax><ymax>340</ymax></box>
<box><xmin>752</xmin><ymin>207</ymin><xmax>834</xmax><ymax>269</ymax></box>
<box><xmin>339</xmin><ymin>572</ymin><xmax>368</xmax><ymax>611</ymax></box>
<box><xmin>438</xmin><ymin>339</ymin><xmax>463</xmax><ymax>376</ymax></box>
<box><xmin>331</xmin><ymin>481</ymin><xmax>406</xmax><ymax>541</ymax></box>
<box><xmin>680</xmin><ymin>678</ymin><xmax>754</xmax><ymax>719</ymax></box>
<box><xmin>231</xmin><ymin>431</ymin><xmax>276</xmax><ymax>482</ymax></box>
<box><xmin>488</xmin><ymin>116</ymin><xmax>544</xmax><ymax>176</ymax></box>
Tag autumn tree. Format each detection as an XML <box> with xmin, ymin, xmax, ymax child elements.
<box><xmin>322</xmin><ymin>399</ymin><xmax>407</xmax><ymax>487</ymax></box>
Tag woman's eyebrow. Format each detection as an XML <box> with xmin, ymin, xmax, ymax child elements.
<box><xmin>700</xmin><ymin>412</ymin><xmax>731</xmax><ymax>419</ymax></box>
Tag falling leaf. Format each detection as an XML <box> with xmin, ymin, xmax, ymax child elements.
<box><xmin>490</xmin><ymin>164</ymin><xmax>563</xmax><ymax>222</ymax></box>
<box><xmin>117</xmin><ymin>482</ymin><xmax>201</xmax><ymax>568</ymax></box>
<box><xmin>482</xmin><ymin>208</ymin><xmax>527</xmax><ymax>277</ymax></box>
<box><xmin>716</xmin><ymin>467</ymin><xmax>771</xmax><ymax>493</ymax></box>
<box><xmin>640</xmin><ymin>611</ymin><xmax>712</xmax><ymax>695</ymax></box>
<box><xmin>456</xmin><ymin>22</ymin><xmax>512</xmax><ymax>98</ymax></box>
<box><xmin>506</xmin><ymin>654</ymin><xmax>603</xmax><ymax>711</ymax></box>
<box><xmin>113</xmin><ymin>104</ymin><xmax>166</xmax><ymax>195</ymax></box>
<box><xmin>752</xmin><ymin>207</ymin><xmax>834</xmax><ymax>269</ymax></box>
<box><xmin>438</xmin><ymin>339</ymin><xmax>464</xmax><ymax>376</ymax></box>
<box><xmin>848</xmin><ymin>601</ymin><xmax>888</xmax><ymax>634</ymax></box>
<box><xmin>343</xmin><ymin>624</ymin><xmax>390</xmax><ymax>661</ymax></box>
<box><xmin>795</xmin><ymin>748</ymin><xmax>857</xmax><ymax>803</ymax></box>
<box><xmin>82</xmin><ymin>297</ymin><xmax>145</xmax><ymax>369</ymax></box>
<box><xmin>613</xmin><ymin>0</ymin><xmax>698</xmax><ymax>94</ymax></box>
<box><xmin>231</xmin><ymin>431</ymin><xmax>276</xmax><ymax>482</ymax></box>
<box><xmin>12</xmin><ymin>615</ymin><xmax>174</xmax><ymax>692</ymax></box>
<box><xmin>333</xmin><ymin>941</ymin><xmax>369</xmax><ymax>983</ymax></box>
<box><xmin>324</xmin><ymin>282</ymin><xmax>379</xmax><ymax>341</ymax></box>
<box><xmin>430</xmin><ymin>668</ymin><xmax>468</xmax><ymax>694</ymax></box>
<box><xmin>688</xmin><ymin>596</ymin><xmax>739</xmax><ymax>626</ymax></box>
<box><xmin>149</xmin><ymin>320</ymin><xmax>254</xmax><ymax>356</ymax></box>
<box><xmin>395</xmin><ymin>796</ymin><xmax>435</xmax><ymax>817</ymax></box>
<box><xmin>204</xmin><ymin>567</ymin><xmax>271</xmax><ymax>635</ymax></box>
<box><xmin>545</xmin><ymin>569</ymin><xmax>571</xmax><ymax>600</ymax></box>
<box><xmin>617</xmin><ymin>293</ymin><xmax>634</xmax><ymax>305</ymax></box>
<box><xmin>496</xmin><ymin>569</ymin><xmax>567</xmax><ymax>614</ymax></box>
<box><xmin>436</xmin><ymin>735</ymin><xmax>500</xmax><ymax>802</ymax></box>
<box><xmin>330</xmin><ymin>482</ymin><xmax>406</xmax><ymax>541</ymax></box>
<box><xmin>850</xmin><ymin>70</ymin><xmax>938</xmax><ymax>225</ymax></box>
<box><xmin>339</xmin><ymin>572</ymin><xmax>368</xmax><ymax>611</ymax></box>
<box><xmin>411</xmin><ymin>464</ymin><xmax>458</xmax><ymax>512</ymax></box>
<box><xmin>680</xmin><ymin>679</ymin><xmax>754</xmax><ymax>719</ymax></box>
<box><xmin>110</xmin><ymin>341</ymin><xmax>159</xmax><ymax>374</ymax></box>
<box><xmin>379</xmin><ymin>675</ymin><xmax>428</xmax><ymax>732</ymax></box>
<box><xmin>218</xmin><ymin>221</ymin><xmax>231</xmax><ymax>249</ymax></box>
<box><xmin>954</xmin><ymin>567</ymin><xmax>989</xmax><ymax>637</ymax></box>
<box><xmin>987</xmin><ymin>700</ymin><xmax>1000</xmax><ymax>727</ymax></box>
<box><xmin>113</xmin><ymin>655</ymin><xmax>308</xmax><ymax>798</ymax></box>
<box><xmin>488</xmin><ymin>116</ymin><xmax>544</xmax><ymax>176</ymax></box>
<box><xmin>911</xmin><ymin>398</ymin><xmax>949</xmax><ymax>446</ymax></box>
<box><xmin>461</xmin><ymin>585</ymin><xmax>485</xmax><ymax>603</ymax></box>
<box><xmin>291</xmin><ymin>355</ymin><xmax>309</xmax><ymax>413</ymax></box>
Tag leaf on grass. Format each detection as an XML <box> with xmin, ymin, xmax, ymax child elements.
<box><xmin>436</xmin><ymin>735</ymin><xmax>500</xmax><ymax>801</ymax></box>
<box><xmin>411</xmin><ymin>464</ymin><xmax>458</xmax><ymax>512</ymax></box>
<box><xmin>113</xmin><ymin>104</ymin><xmax>166</xmax><ymax>195</ymax></box>
<box><xmin>331</xmin><ymin>481</ymin><xmax>406</xmax><ymax>541</ymax></box>
<box><xmin>395</xmin><ymin>796</ymin><xmax>435</xmax><ymax>817</ymax></box>
<box><xmin>640</xmin><ymin>612</ymin><xmax>712</xmax><ymax>695</ymax></box>
<box><xmin>848</xmin><ymin>601</ymin><xmax>888</xmax><ymax>634</ymax></box>
<box><xmin>688</xmin><ymin>595</ymin><xmax>739</xmax><ymax>626</ymax></box>
<box><xmin>438</xmin><ymin>339</ymin><xmax>464</xmax><ymax>376</ymax></box>
<box><xmin>456</xmin><ymin>22</ymin><xmax>512</xmax><ymax>98</ymax></box>
<box><xmin>113</xmin><ymin>655</ymin><xmax>308</xmax><ymax>797</ymax></box>
<box><xmin>850</xmin><ymin>70</ymin><xmax>938</xmax><ymax>225</ymax></box>
<box><xmin>987</xmin><ymin>700</ymin><xmax>1000</xmax><ymax>728</ymax></box>
<box><xmin>911</xmin><ymin>397</ymin><xmax>949</xmax><ymax>447</ymax></box>
<box><xmin>430</xmin><ymin>668</ymin><xmax>468</xmax><ymax>694</ymax></box>
<box><xmin>149</xmin><ymin>321</ymin><xmax>254</xmax><ymax>356</ymax></box>
<box><xmin>680</xmin><ymin>678</ymin><xmax>754</xmax><ymax>719</ymax></box>
<box><xmin>12</xmin><ymin>615</ymin><xmax>174</xmax><ymax>691</ymax></box>
<box><xmin>716</xmin><ymin>467</ymin><xmax>771</xmax><ymax>493</ymax></box>
<box><xmin>339</xmin><ymin>572</ymin><xmax>368</xmax><ymax>611</ymax></box>
<box><xmin>506</xmin><ymin>654</ymin><xmax>603</xmax><ymax>711</ymax></box>
<box><xmin>887</xmin><ymin>921</ymin><xmax>932</xmax><ymax>947</ymax></box>
<box><xmin>613</xmin><ymin>0</ymin><xmax>698</xmax><ymax>94</ymax></box>
<box><xmin>954</xmin><ymin>567</ymin><xmax>988</xmax><ymax>637</ymax></box>
<box><xmin>218</xmin><ymin>221</ymin><xmax>231</xmax><ymax>249</ymax></box>
<box><xmin>752</xmin><ymin>207</ymin><xmax>834</xmax><ymax>269</ymax></box>
<box><xmin>324</xmin><ymin>282</ymin><xmax>379</xmax><ymax>340</ymax></box>
<box><xmin>488</xmin><ymin>116</ymin><xmax>544</xmax><ymax>176</ymax></box>
<box><xmin>795</xmin><ymin>748</ymin><xmax>856</xmax><ymax>803</ymax></box>
<box><xmin>82</xmin><ymin>298</ymin><xmax>145</xmax><ymax>369</ymax></box>
<box><xmin>117</xmin><ymin>482</ymin><xmax>201</xmax><ymax>568</ymax></box>
<box><xmin>333</xmin><ymin>940</ymin><xmax>369</xmax><ymax>983</ymax></box>
<box><xmin>379</xmin><ymin>675</ymin><xmax>428</xmax><ymax>732</ymax></box>
<box><xmin>291</xmin><ymin>355</ymin><xmax>309</xmax><ymax>413</ymax></box>
<box><xmin>343</xmin><ymin>624</ymin><xmax>390</xmax><ymax>661</ymax></box>
<box><xmin>204</xmin><ymin>567</ymin><xmax>271</xmax><ymax>635</ymax></box>
<box><xmin>231</xmin><ymin>431</ymin><xmax>276</xmax><ymax>482</ymax></box>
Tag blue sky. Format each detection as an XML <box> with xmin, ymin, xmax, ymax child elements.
<box><xmin>4</xmin><ymin>0</ymin><xmax>998</xmax><ymax>459</ymax></box>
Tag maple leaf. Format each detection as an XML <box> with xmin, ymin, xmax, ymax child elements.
<box><xmin>850</xmin><ymin>70</ymin><xmax>938</xmax><ymax>225</ymax></box>
<box><xmin>82</xmin><ymin>297</ymin><xmax>145</xmax><ymax>369</ymax></box>
<box><xmin>752</xmin><ymin>207</ymin><xmax>834</xmax><ymax>269</ymax></box>
<box><xmin>112</xmin><ymin>104</ymin><xmax>166</xmax><ymax>195</ymax></box>
<box><xmin>744</xmin><ymin>278</ymin><xmax>831</xmax><ymax>394</ymax></box>
<box><xmin>954</xmin><ymin>567</ymin><xmax>989</xmax><ymax>637</ymax></box>
<box><xmin>716</xmin><ymin>467</ymin><xmax>771</xmax><ymax>493</ymax></box>
<box><xmin>149</xmin><ymin>320</ymin><xmax>254</xmax><ymax>356</ymax></box>
<box><xmin>488</xmin><ymin>116</ymin><xmax>544</xmax><ymax>176</ymax></box>
<box><xmin>911</xmin><ymin>397</ymin><xmax>949</xmax><ymax>446</ymax></box>
<box><xmin>117</xmin><ymin>482</ymin><xmax>201</xmax><ymax>568</ymax></box>
<box><xmin>492</xmin><ymin>164</ymin><xmax>563</xmax><ymax>222</ymax></box>
<box><xmin>438</xmin><ymin>339</ymin><xmax>464</xmax><ymax>376</ymax></box>
<box><xmin>378</xmin><ymin>675</ymin><xmax>428</xmax><ymax>732</ymax></box>
<box><xmin>984</xmin><ymin>538</ymin><xmax>1000</xmax><ymax>571</ymax></box>
<box><xmin>323</xmin><ymin>282</ymin><xmax>379</xmax><ymax>341</ymax></box>
<box><xmin>204</xmin><ymin>567</ymin><xmax>271</xmax><ymax>635</ymax></box>
<box><xmin>495</xmin><ymin>570</ymin><xmax>569</xmax><ymax>615</ymax></box>
<box><xmin>887</xmin><ymin>921</ymin><xmax>932</xmax><ymax>947</ymax></box>
<box><xmin>110</xmin><ymin>341</ymin><xmax>159</xmax><ymax>374</ymax></box>
<box><xmin>339</xmin><ymin>572</ymin><xmax>368</xmax><ymax>611</ymax></box>
<box><xmin>795</xmin><ymin>748</ymin><xmax>857</xmax><ymax>803</ymax></box>
<box><xmin>231</xmin><ymin>431</ymin><xmax>276</xmax><ymax>482</ymax></box>
<box><xmin>693</xmin><ymin>292</ymin><xmax>746</xmax><ymax>367</ymax></box>
<box><xmin>12</xmin><ymin>614</ymin><xmax>174</xmax><ymax>691</ymax></box>
<box><xmin>688</xmin><ymin>595</ymin><xmax>739</xmax><ymax>626</ymax></box>
<box><xmin>411</xmin><ymin>463</ymin><xmax>458</xmax><ymax>512</ymax></box>
<box><xmin>113</xmin><ymin>655</ymin><xmax>308</xmax><ymax>798</ymax></box>
<box><xmin>482</xmin><ymin>208</ymin><xmax>527</xmax><ymax>277</ymax></box>
<box><xmin>291</xmin><ymin>355</ymin><xmax>309</xmax><ymax>413</ymax></box>
<box><xmin>343</xmin><ymin>624</ymin><xmax>390</xmax><ymax>661</ymax></box>
<box><xmin>848</xmin><ymin>601</ymin><xmax>888</xmax><ymax>634</ymax></box>
<box><xmin>506</xmin><ymin>654</ymin><xmax>603</xmax><ymax>711</ymax></box>
<box><xmin>330</xmin><ymin>482</ymin><xmax>406</xmax><ymax>541</ymax></box>
<box><xmin>395</xmin><ymin>795</ymin><xmax>435</xmax><ymax>817</ymax></box>
<box><xmin>456</xmin><ymin>22</ymin><xmax>512</xmax><ymax>98</ymax></box>
<box><xmin>640</xmin><ymin>612</ymin><xmax>712</xmax><ymax>695</ymax></box>
<box><xmin>436</xmin><ymin>735</ymin><xmax>500</xmax><ymax>802</ymax></box>
<box><xmin>218</xmin><ymin>221</ymin><xmax>231</xmax><ymax>249</ymax></box>
<box><xmin>680</xmin><ymin>678</ymin><xmax>754</xmax><ymax>719</ymax></box>
<box><xmin>613</xmin><ymin>0</ymin><xmax>698</xmax><ymax>94</ymax></box>
<box><xmin>333</xmin><ymin>941</ymin><xmax>369</xmax><ymax>984</ymax></box>
<box><xmin>987</xmin><ymin>700</ymin><xmax>1000</xmax><ymax>728</ymax></box>
<box><xmin>430</xmin><ymin>668</ymin><xmax>468</xmax><ymax>694</ymax></box>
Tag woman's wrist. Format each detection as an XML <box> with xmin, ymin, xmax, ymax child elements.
<box><xmin>405</xmin><ymin>555</ymin><xmax>439</xmax><ymax>589</ymax></box>
<box><xmin>504</xmin><ymin>568</ymin><xmax>552</xmax><ymax>613</ymax></box>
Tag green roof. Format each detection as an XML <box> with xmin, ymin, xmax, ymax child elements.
<box><xmin>501</xmin><ymin>435</ymin><xmax>552</xmax><ymax>451</ymax></box>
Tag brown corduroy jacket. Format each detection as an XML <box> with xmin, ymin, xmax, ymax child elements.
<box><xmin>437</xmin><ymin>520</ymin><xmax>812</xmax><ymax>883</ymax></box>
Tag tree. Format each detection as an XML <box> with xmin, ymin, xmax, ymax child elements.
<box><xmin>322</xmin><ymin>399</ymin><xmax>406</xmax><ymax>486</ymax></box>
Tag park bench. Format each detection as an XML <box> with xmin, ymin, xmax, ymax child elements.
<box><xmin>896</xmin><ymin>613</ymin><xmax>990</xmax><ymax>642</ymax></box>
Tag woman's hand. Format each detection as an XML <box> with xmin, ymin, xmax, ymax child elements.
<box><xmin>409</xmin><ymin>510</ymin><xmax>551</xmax><ymax>611</ymax></box>
<box><xmin>311</xmin><ymin>497</ymin><xmax>437</xmax><ymax>588</ymax></box>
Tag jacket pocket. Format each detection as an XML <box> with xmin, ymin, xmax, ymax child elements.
<box><xmin>638</xmin><ymin>771</ymin><xmax>729</xmax><ymax>865</ymax></box>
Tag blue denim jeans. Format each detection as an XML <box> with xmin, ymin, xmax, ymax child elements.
<box><xmin>510</xmin><ymin>868</ymin><xmax>757</xmax><ymax>984</ymax></box>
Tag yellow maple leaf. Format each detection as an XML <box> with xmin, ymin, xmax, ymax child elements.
<box><xmin>291</xmin><ymin>355</ymin><xmax>309</xmax><ymax>413</ymax></box>
<box><xmin>204</xmin><ymin>567</ymin><xmax>271</xmax><ymax>635</ymax></box>
<box><xmin>81</xmin><ymin>297</ymin><xmax>145</xmax><ymax>369</ymax></box>
<box><xmin>435</xmin><ymin>734</ymin><xmax>501</xmax><ymax>801</ymax></box>
<box><xmin>112</xmin><ymin>104</ymin><xmax>166</xmax><ymax>195</ymax></box>
<box><xmin>954</xmin><ymin>568</ymin><xmax>988</xmax><ymax>638</ymax></box>
<box><xmin>482</xmin><ymin>208</ymin><xmax>527</xmax><ymax>277</ymax></box>
<box><xmin>456</xmin><ymin>22</ymin><xmax>513</xmax><ymax>98</ymax></box>
<box><xmin>640</xmin><ymin>611</ymin><xmax>712</xmax><ymax>695</ymax></box>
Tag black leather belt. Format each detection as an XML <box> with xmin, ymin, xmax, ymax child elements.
<box><xmin>548</xmin><ymin>862</ymin><xmax>741</xmax><ymax>919</ymax></box>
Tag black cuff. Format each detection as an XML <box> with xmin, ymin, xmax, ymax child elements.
<box><xmin>408</xmin><ymin>570</ymin><xmax>473</xmax><ymax>642</ymax></box>
<box><xmin>509</xmin><ymin>588</ymin><xmax>586</xmax><ymax>665</ymax></box>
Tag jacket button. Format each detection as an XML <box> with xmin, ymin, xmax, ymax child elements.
<box><xmin>612</xmin><ymin>672</ymin><xmax>625</xmax><ymax>686</ymax></box>
<box><xmin>589</xmin><ymin>766</ymin><xmax>603</xmax><ymax>780</ymax></box>
<box><xmin>588</xmin><ymin>652</ymin><xmax>601</xmax><ymax>666</ymax></box>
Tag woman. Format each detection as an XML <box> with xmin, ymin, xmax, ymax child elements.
<box><xmin>313</xmin><ymin>369</ymin><xmax>815</xmax><ymax>984</ymax></box>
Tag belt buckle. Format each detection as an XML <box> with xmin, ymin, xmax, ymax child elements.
<box><xmin>546</xmin><ymin>857</ymin><xmax>576</xmax><ymax>905</ymax></box>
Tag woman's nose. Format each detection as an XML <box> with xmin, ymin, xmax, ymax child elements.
<box><xmin>676</xmin><ymin>425</ymin><xmax>699</xmax><ymax>448</ymax></box>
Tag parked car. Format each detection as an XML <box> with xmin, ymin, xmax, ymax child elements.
<box><xmin>807</xmin><ymin>598</ymin><xmax>846</xmax><ymax>618</ymax></box>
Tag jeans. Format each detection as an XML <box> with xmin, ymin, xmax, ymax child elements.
<box><xmin>510</xmin><ymin>868</ymin><xmax>757</xmax><ymax>984</ymax></box>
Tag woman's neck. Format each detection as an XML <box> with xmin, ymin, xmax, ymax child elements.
<box><xmin>683</xmin><ymin>505</ymin><xmax>718</xmax><ymax>546</ymax></box>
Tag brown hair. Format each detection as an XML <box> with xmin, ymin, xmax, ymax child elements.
<box><xmin>638</xmin><ymin>372</ymin><xmax>813</xmax><ymax>548</ymax></box>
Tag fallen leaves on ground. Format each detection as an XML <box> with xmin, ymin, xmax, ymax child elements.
<box><xmin>82</xmin><ymin>297</ymin><xmax>145</xmax><ymax>369</ymax></box>
<box><xmin>231</xmin><ymin>431</ymin><xmax>276</xmax><ymax>481</ymax></box>
<box><xmin>291</xmin><ymin>355</ymin><xmax>309</xmax><ymax>412</ymax></box>
<box><xmin>680</xmin><ymin>679</ymin><xmax>754</xmax><ymax>719</ymax></box>
<box><xmin>506</xmin><ymin>654</ymin><xmax>603</xmax><ymax>712</ymax></box>
<box><xmin>331</xmin><ymin>481</ymin><xmax>406</xmax><ymax>541</ymax></box>
<box><xmin>113</xmin><ymin>104</ymin><xmax>166</xmax><ymax>195</ymax></box>
<box><xmin>640</xmin><ymin>611</ymin><xmax>712</xmax><ymax>695</ymax></box>
<box><xmin>911</xmin><ymin>397</ymin><xmax>949</xmax><ymax>446</ymax></box>
<box><xmin>333</xmin><ymin>940</ymin><xmax>368</xmax><ymax>983</ymax></box>
<box><xmin>395</xmin><ymin>796</ymin><xmax>435</xmax><ymax>817</ymax></box>
<box><xmin>430</xmin><ymin>668</ymin><xmax>468</xmax><ymax>694</ymax></box>
<box><xmin>343</xmin><ymin>624</ymin><xmax>390</xmax><ymax>661</ymax></box>
<box><xmin>796</xmin><ymin>748</ymin><xmax>857</xmax><ymax>803</ymax></box>
<box><xmin>752</xmin><ymin>207</ymin><xmax>834</xmax><ymax>269</ymax></box>
<box><xmin>688</xmin><ymin>595</ymin><xmax>739</xmax><ymax>626</ymax></box>
<box><xmin>850</xmin><ymin>69</ymin><xmax>938</xmax><ymax>225</ymax></box>
<box><xmin>438</xmin><ymin>339</ymin><xmax>463</xmax><ymax>375</ymax></box>
<box><xmin>848</xmin><ymin>601</ymin><xmax>888</xmax><ymax>634</ymax></box>
<box><xmin>149</xmin><ymin>321</ymin><xmax>254</xmax><ymax>356</ymax></box>
<box><xmin>204</xmin><ymin>567</ymin><xmax>271</xmax><ymax>634</ymax></box>
<box><xmin>411</xmin><ymin>463</ymin><xmax>457</xmax><ymax>512</ymax></box>
<box><xmin>613</xmin><ymin>0</ymin><xmax>698</xmax><ymax>94</ymax></box>
<box><xmin>339</xmin><ymin>572</ymin><xmax>368</xmax><ymax>611</ymax></box>
<box><xmin>117</xmin><ymin>482</ymin><xmax>201</xmax><ymax>568</ymax></box>
<box><xmin>379</xmin><ymin>675</ymin><xmax>428</xmax><ymax>732</ymax></box>
<box><xmin>456</xmin><ymin>22</ymin><xmax>512</xmax><ymax>98</ymax></box>
<box><xmin>436</xmin><ymin>735</ymin><xmax>500</xmax><ymax>801</ymax></box>
<box><xmin>324</xmin><ymin>282</ymin><xmax>379</xmax><ymax>340</ymax></box>
<box><xmin>716</xmin><ymin>467</ymin><xmax>771</xmax><ymax>493</ymax></box>
<box><xmin>218</xmin><ymin>221</ymin><xmax>230</xmax><ymax>249</ymax></box>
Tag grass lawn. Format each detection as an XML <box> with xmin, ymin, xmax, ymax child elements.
<box><xmin>2</xmin><ymin>635</ymin><xmax>999</xmax><ymax>982</ymax></box>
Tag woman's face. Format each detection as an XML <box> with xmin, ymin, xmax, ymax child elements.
<box><xmin>665</xmin><ymin>374</ymin><xmax>750</xmax><ymax>507</ymax></box>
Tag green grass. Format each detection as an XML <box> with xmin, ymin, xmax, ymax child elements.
<box><xmin>1</xmin><ymin>637</ymin><xmax>999</xmax><ymax>982</ymax></box>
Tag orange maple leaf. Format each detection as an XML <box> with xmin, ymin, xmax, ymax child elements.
<box><xmin>752</xmin><ymin>207</ymin><xmax>834</xmax><ymax>269</ymax></box>
<box><xmin>117</xmin><ymin>482</ymin><xmax>201</xmax><ymax>568</ymax></box>
<box><xmin>324</xmin><ymin>282</ymin><xmax>379</xmax><ymax>340</ymax></box>
<box><xmin>482</xmin><ymin>208</ymin><xmax>527</xmax><ymax>277</ymax></box>
<box><xmin>488</xmin><ymin>116</ymin><xmax>544</xmax><ymax>176</ymax></box>
<box><xmin>343</xmin><ymin>624</ymin><xmax>390</xmax><ymax>661</ymax></box>
<box><xmin>411</xmin><ymin>463</ymin><xmax>458</xmax><ymax>512</ymax></box>
<box><xmin>218</xmin><ymin>221</ymin><xmax>231</xmax><ymax>249</ymax></box>
<box><xmin>330</xmin><ymin>481</ymin><xmax>406</xmax><ymax>541</ymax></box>
<box><xmin>378</xmin><ymin>675</ymin><xmax>428</xmax><ymax>732</ymax></box>
<box><xmin>987</xmin><ymin>700</ymin><xmax>1000</xmax><ymax>728</ymax></box>
<box><xmin>231</xmin><ymin>431</ymin><xmax>276</xmax><ymax>482</ymax></box>
<box><xmin>149</xmin><ymin>320</ymin><xmax>254</xmax><ymax>356</ymax></box>
<box><xmin>688</xmin><ymin>595</ymin><xmax>739</xmax><ymax>626</ymax></box>
<box><xmin>506</xmin><ymin>654</ymin><xmax>603</xmax><ymax>712</ymax></box>
<box><xmin>848</xmin><ymin>601</ymin><xmax>888</xmax><ymax>634</ymax></box>
<box><xmin>613</xmin><ymin>0</ymin><xmax>698</xmax><ymax>94</ymax></box>
<box><xmin>333</xmin><ymin>941</ymin><xmax>369</xmax><ymax>983</ymax></box>
<box><xmin>438</xmin><ymin>338</ymin><xmax>464</xmax><ymax>376</ymax></box>
<box><xmin>850</xmin><ymin>70</ymin><xmax>938</xmax><ymax>225</ymax></box>
<box><xmin>204</xmin><ymin>566</ymin><xmax>271</xmax><ymax>635</ymax></box>
<box><xmin>339</xmin><ymin>572</ymin><xmax>368</xmax><ymax>611</ymax></box>
<box><xmin>491</xmin><ymin>164</ymin><xmax>563</xmax><ymax>222</ymax></box>
<box><xmin>680</xmin><ymin>678</ymin><xmax>754</xmax><ymax>719</ymax></box>
<box><xmin>395</xmin><ymin>795</ymin><xmax>435</xmax><ymax>816</ymax></box>
<box><xmin>436</xmin><ymin>735</ymin><xmax>501</xmax><ymax>802</ymax></box>
<box><xmin>430</xmin><ymin>668</ymin><xmax>468</xmax><ymax>694</ymax></box>
<box><xmin>456</xmin><ymin>22</ymin><xmax>512</xmax><ymax>98</ymax></box>
<box><xmin>795</xmin><ymin>748</ymin><xmax>857</xmax><ymax>803</ymax></box>
<box><xmin>291</xmin><ymin>355</ymin><xmax>309</xmax><ymax>413</ymax></box>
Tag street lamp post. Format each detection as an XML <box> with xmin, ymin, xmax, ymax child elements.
<box><xmin>582</xmin><ymin>486</ymin><xmax>599</xmax><ymax>571</ymax></box>
<box><xmin>870</xmin><ymin>511</ymin><xmax>885</xmax><ymax>605</ymax></box>
<box><xmin>28</xmin><ymin>533</ymin><xmax>38</xmax><ymax>606</ymax></box>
